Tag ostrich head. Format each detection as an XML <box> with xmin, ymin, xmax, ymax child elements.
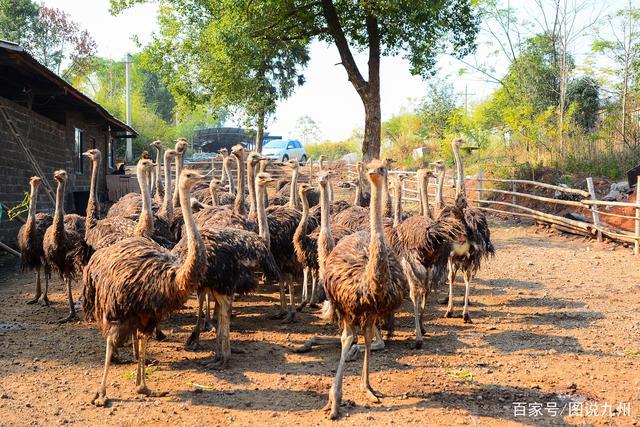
<box><xmin>366</xmin><ymin>160</ymin><xmax>386</xmax><ymax>185</ymax></box>
<box><xmin>209</xmin><ymin>178</ymin><xmax>222</xmax><ymax>190</ymax></box>
<box><xmin>417</xmin><ymin>168</ymin><xmax>435</xmax><ymax>181</ymax></box>
<box><xmin>299</xmin><ymin>182</ymin><xmax>313</xmax><ymax>196</ymax></box>
<box><xmin>53</xmin><ymin>169</ymin><xmax>68</xmax><ymax>183</ymax></box>
<box><xmin>430</xmin><ymin>159</ymin><xmax>445</xmax><ymax>170</ymax></box>
<box><xmin>383</xmin><ymin>158</ymin><xmax>396</xmax><ymax>168</ymax></box>
<box><xmin>150</xmin><ymin>140</ymin><xmax>162</xmax><ymax>150</ymax></box>
<box><xmin>256</xmin><ymin>172</ymin><xmax>276</xmax><ymax>189</ymax></box>
<box><xmin>231</xmin><ymin>144</ymin><xmax>245</xmax><ymax>160</ymax></box>
<box><xmin>175</xmin><ymin>138</ymin><xmax>188</xmax><ymax>155</ymax></box>
<box><xmin>247</xmin><ymin>152</ymin><xmax>263</xmax><ymax>167</ymax></box>
<box><xmin>29</xmin><ymin>176</ymin><xmax>42</xmax><ymax>187</ymax></box>
<box><xmin>286</xmin><ymin>159</ymin><xmax>299</xmax><ymax>170</ymax></box>
<box><xmin>82</xmin><ymin>148</ymin><xmax>101</xmax><ymax>161</ymax></box>
<box><xmin>452</xmin><ymin>138</ymin><xmax>465</xmax><ymax>149</ymax></box>
<box><xmin>164</xmin><ymin>149</ymin><xmax>177</xmax><ymax>161</ymax></box>
<box><xmin>218</xmin><ymin>148</ymin><xmax>229</xmax><ymax>157</ymax></box>
<box><xmin>317</xmin><ymin>171</ymin><xmax>331</xmax><ymax>187</ymax></box>
<box><xmin>137</xmin><ymin>158</ymin><xmax>156</xmax><ymax>174</ymax></box>
<box><xmin>179</xmin><ymin>169</ymin><xmax>206</xmax><ymax>191</ymax></box>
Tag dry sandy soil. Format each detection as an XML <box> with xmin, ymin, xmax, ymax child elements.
<box><xmin>0</xmin><ymin>219</ymin><xmax>639</xmax><ymax>426</ymax></box>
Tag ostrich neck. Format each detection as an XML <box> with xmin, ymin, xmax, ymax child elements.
<box><xmin>256</xmin><ymin>184</ymin><xmax>270</xmax><ymax>248</ymax></box>
<box><xmin>209</xmin><ymin>184</ymin><xmax>219</xmax><ymax>206</ymax></box>
<box><xmin>86</xmin><ymin>157</ymin><xmax>100</xmax><ymax>231</ymax></box>
<box><xmin>453</xmin><ymin>144</ymin><xmax>465</xmax><ymax>198</ymax></box>
<box><xmin>381</xmin><ymin>170</ymin><xmax>390</xmax><ymax>217</ymax></box>
<box><xmin>176</xmin><ymin>180</ymin><xmax>206</xmax><ymax>293</ymax></box>
<box><xmin>225</xmin><ymin>159</ymin><xmax>235</xmax><ymax>194</ymax></box>
<box><xmin>317</xmin><ymin>183</ymin><xmax>334</xmax><ymax>279</ymax></box>
<box><xmin>233</xmin><ymin>155</ymin><xmax>246</xmax><ymax>216</ymax></box>
<box><xmin>437</xmin><ymin>167</ymin><xmax>445</xmax><ymax>210</ymax></box>
<box><xmin>134</xmin><ymin>168</ymin><xmax>154</xmax><ymax>238</ymax></box>
<box><xmin>288</xmin><ymin>168</ymin><xmax>299</xmax><ymax>209</ymax></box>
<box><xmin>392</xmin><ymin>179</ymin><xmax>402</xmax><ymax>227</ymax></box>
<box><xmin>172</xmin><ymin>154</ymin><xmax>184</xmax><ymax>207</ymax></box>
<box><xmin>293</xmin><ymin>189</ymin><xmax>309</xmax><ymax>249</ymax></box>
<box><xmin>159</xmin><ymin>154</ymin><xmax>173</xmax><ymax>222</ymax></box>
<box><xmin>247</xmin><ymin>159</ymin><xmax>257</xmax><ymax>218</ymax></box>
<box><xmin>53</xmin><ymin>179</ymin><xmax>66</xmax><ymax>241</ymax></box>
<box><xmin>26</xmin><ymin>183</ymin><xmax>38</xmax><ymax>236</ymax></box>
<box><xmin>366</xmin><ymin>179</ymin><xmax>389</xmax><ymax>295</ymax></box>
<box><xmin>155</xmin><ymin>147</ymin><xmax>164</xmax><ymax>196</ymax></box>
<box><xmin>328</xmin><ymin>176</ymin><xmax>334</xmax><ymax>204</ymax></box>
<box><xmin>421</xmin><ymin>176</ymin><xmax>432</xmax><ymax>219</ymax></box>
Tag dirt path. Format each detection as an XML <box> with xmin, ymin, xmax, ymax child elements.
<box><xmin>0</xmin><ymin>220</ymin><xmax>638</xmax><ymax>426</ymax></box>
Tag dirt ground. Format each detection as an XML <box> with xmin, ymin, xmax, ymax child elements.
<box><xmin>0</xmin><ymin>219</ymin><xmax>639</xmax><ymax>426</ymax></box>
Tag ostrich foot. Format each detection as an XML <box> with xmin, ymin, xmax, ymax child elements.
<box><xmin>281</xmin><ymin>311</ymin><xmax>296</xmax><ymax>324</ymax></box>
<box><xmin>437</xmin><ymin>296</ymin><xmax>448</xmax><ymax>305</ymax></box>
<box><xmin>323</xmin><ymin>397</ymin><xmax>340</xmax><ymax>420</ymax></box>
<box><xmin>58</xmin><ymin>311</ymin><xmax>77</xmax><ymax>323</ymax></box>
<box><xmin>463</xmin><ymin>313</ymin><xmax>473</xmax><ymax>323</ymax></box>
<box><xmin>362</xmin><ymin>385</ymin><xmax>382</xmax><ymax>403</ymax></box>
<box><xmin>136</xmin><ymin>385</ymin><xmax>168</xmax><ymax>397</ymax></box>
<box><xmin>268</xmin><ymin>310</ymin><xmax>287</xmax><ymax>320</ymax></box>
<box><xmin>154</xmin><ymin>329</ymin><xmax>167</xmax><ymax>341</ymax></box>
<box><xmin>42</xmin><ymin>296</ymin><xmax>50</xmax><ymax>306</ymax></box>
<box><xmin>412</xmin><ymin>340</ymin><xmax>423</xmax><ymax>350</ymax></box>
<box><xmin>203</xmin><ymin>319</ymin><xmax>215</xmax><ymax>331</ymax></box>
<box><xmin>231</xmin><ymin>347</ymin><xmax>247</xmax><ymax>354</ymax></box>
<box><xmin>185</xmin><ymin>334</ymin><xmax>200</xmax><ymax>351</ymax></box>
<box><xmin>296</xmin><ymin>299</ymin><xmax>308</xmax><ymax>312</ymax></box>
<box><xmin>91</xmin><ymin>391</ymin><xmax>109</xmax><ymax>407</ymax></box>
<box><xmin>443</xmin><ymin>309</ymin><xmax>454</xmax><ymax>318</ymax></box>
<box><xmin>26</xmin><ymin>294</ymin><xmax>41</xmax><ymax>305</ymax></box>
<box><xmin>346</xmin><ymin>344</ymin><xmax>362</xmax><ymax>362</ymax></box>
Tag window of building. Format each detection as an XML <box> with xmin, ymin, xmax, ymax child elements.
<box><xmin>74</xmin><ymin>128</ymin><xmax>84</xmax><ymax>174</ymax></box>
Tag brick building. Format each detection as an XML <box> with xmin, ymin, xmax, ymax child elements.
<box><xmin>0</xmin><ymin>40</ymin><xmax>136</xmax><ymax>246</ymax></box>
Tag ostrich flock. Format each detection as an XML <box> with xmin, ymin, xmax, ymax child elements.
<box><xmin>15</xmin><ymin>137</ymin><xmax>493</xmax><ymax>419</ymax></box>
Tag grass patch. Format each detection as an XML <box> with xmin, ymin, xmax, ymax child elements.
<box><xmin>623</xmin><ymin>349</ymin><xmax>639</xmax><ymax>357</ymax></box>
<box><xmin>123</xmin><ymin>365</ymin><xmax>158</xmax><ymax>380</ymax></box>
<box><xmin>447</xmin><ymin>369</ymin><xmax>474</xmax><ymax>384</ymax></box>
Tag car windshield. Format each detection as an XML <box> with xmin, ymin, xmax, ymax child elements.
<box><xmin>264</xmin><ymin>140</ymin><xmax>288</xmax><ymax>149</ymax></box>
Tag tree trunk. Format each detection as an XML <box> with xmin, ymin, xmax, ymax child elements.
<box><xmin>255</xmin><ymin>109</ymin><xmax>265</xmax><ymax>152</ymax></box>
<box><xmin>362</xmin><ymin>84</ymin><xmax>381</xmax><ymax>161</ymax></box>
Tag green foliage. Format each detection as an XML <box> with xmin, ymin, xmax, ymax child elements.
<box><xmin>306</xmin><ymin>129</ymin><xmax>362</xmax><ymax>160</ymax></box>
<box><xmin>0</xmin><ymin>0</ymin><xmax>40</xmax><ymax>49</ymax></box>
<box><xmin>567</xmin><ymin>76</ymin><xmax>600</xmax><ymax>131</ymax></box>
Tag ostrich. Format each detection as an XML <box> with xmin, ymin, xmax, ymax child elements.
<box><xmin>294</xmin><ymin>179</ymin><xmax>353</xmax><ymax>310</ymax></box>
<box><xmin>389</xmin><ymin>168</ymin><xmax>465</xmax><ymax>348</ymax></box>
<box><xmin>18</xmin><ymin>176</ymin><xmax>53</xmax><ymax>305</ymax></box>
<box><xmin>322</xmin><ymin>160</ymin><xmax>408</xmax><ymax>419</ymax></box>
<box><xmin>219</xmin><ymin>148</ymin><xmax>231</xmax><ymax>189</ymax></box>
<box><xmin>179</xmin><ymin>173</ymin><xmax>282</xmax><ymax>367</ymax></box>
<box><xmin>390</xmin><ymin>173</ymin><xmax>408</xmax><ymax>227</ymax></box>
<box><xmin>150</xmin><ymin>140</ymin><xmax>164</xmax><ymax>203</ymax></box>
<box><xmin>271</xmin><ymin>159</ymin><xmax>319</xmax><ymax>209</ymax></box>
<box><xmin>43</xmin><ymin>170</ymin><xmax>88</xmax><ymax>322</ymax></box>
<box><xmin>83</xmin><ymin>168</ymin><xmax>207</xmax><ymax>406</ymax></box>
<box><xmin>156</xmin><ymin>149</ymin><xmax>177</xmax><ymax>224</ymax></box>
<box><xmin>440</xmin><ymin>138</ymin><xmax>495</xmax><ymax>323</ymax></box>
<box><xmin>417</xmin><ymin>168</ymin><xmax>435</xmax><ymax>219</ymax></box>
<box><xmin>318</xmin><ymin>155</ymin><xmax>333</xmax><ymax>203</ymax></box>
<box><xmin>353</xmin><ymin>161</ymin><xmax>370</xmax><ymax>207</ymax></box>
<box><xmin>171</xmin><ymin>138</ymin><xmax>189</xmax><ymax>208</ymax></box>
<box><xmin>381</xmin><ymin>158</ymin><xmax>396</xmax><ymax>218</ymax></box>
<box><xmin>85</xmin><ymin>155</ymin><xmax>159</xmax><ymax>252</ymax></box>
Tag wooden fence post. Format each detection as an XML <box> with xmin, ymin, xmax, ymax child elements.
<box><xmin>512</xmin><ymin>181</ymin><xmax>516</xmax><ymax>205</ymax></box>
<box><xmin>477</xmin><ymin>168</ymin><xmax>483</xmax><ymax>207</ymax></box>
<box><xmin>586</xmin><ymin>177</ymin><xmax>603</xmax><ymax>242</ymax></box>
<box><xmin>635</xmin><ymin>176</ymin><xmax>640</xmax><ymax>255</ymax></box>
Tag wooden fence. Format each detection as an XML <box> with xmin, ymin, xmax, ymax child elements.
<box><xmin>346</xmin><ymin>164</ymin><xmax>640</xmax><ymax>255</ymax></box>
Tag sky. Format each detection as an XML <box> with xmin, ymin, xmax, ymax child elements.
<box><xmin>39</xmin><ymin>0</ymin><xmax>626</xmax><ymax>142</ymax></box>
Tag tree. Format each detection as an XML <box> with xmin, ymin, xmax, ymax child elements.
<box><xmin>592</xmin><ymin>2</ymin><xmax>640</xmax><ymax>151</ymax></box>
<box><xmin>112</xmin><ymin>0</ymin><xmax>480</xmax><ymax>160</ymax></box>
<box><xmin>0</xmin><ymin>1</ymin><xmax>96</xmax><ymax>79</ymax></box>
<box><xmin>418</xmin><ymin>78</ymin><xmax>458</xmax><ymax>139</ymax></box>
<box><xmin>114</xmin><ymin>1</ymin><xmax>309</xmax><ymax>152</ymax></box>
<box><xmin>294</xmin><ymin>115</ymin><xmax>322</xmax><ymax>146</ymax></box>
<box><xmin>567</xmin><ymin>76</ymin><xmax>599</xmax><ymax>131</ymax></box>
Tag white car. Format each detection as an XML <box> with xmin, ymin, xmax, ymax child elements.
<box><xmin>261</xmin><ymin>139</ymin><xmax>307</xmax><ymax>163</ymax></box>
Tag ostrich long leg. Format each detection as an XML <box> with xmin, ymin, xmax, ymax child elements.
<box><xmin>409</xmin><ymin>279</ymin><xmax>424</xmax><ymax>349</ymax></box>
<box><xmin>204</xmin><ymin>293</ymin><xmax>214</xmax><ymax>331</ymax></box>
<box><xmin>135</xmin><ymin>334</ymin><xmax>168</xmax><ymax>397</ymax></box>
<box><xmin>361</xmin><ymin>323</ymin><xmax>382</xmax><ymax>402</ymax></box>
<box><xmin>269</xmin><ymin>282</ymin><xmax>288</xmax><ymax>319</ymax></box>
<box><xmin>58</xmin><ymin>277</ymin><xmax>76</xmax><ymax>323</ymax></box>
<box><xmin>462</xmin><ymin>270</ymin><xmax>473</xmax><ymax>323</ymax></box>
<box><xmin>42</xmin><ymin>267</ymin><xmax>50</xmax><ymax>306</ymax></box>
<box><xmin>346</xmin><ymin>326</ymin><xmax>384</xmax><ymax>361</ymax></box>
<box><xmin>298</xmin><ymin>268</ymin><xmax>309</xmax><ymax>311</ymax></box>
<box><xmin>26</xmin><ymin>269</ymin><xmax>42</xmax><ymax>304</ymax></box>
<box><xmin>186</xmin><ymin>293</ymin><xmax>205</xmax><ymax>349</ymax></box>
<box><xmin>309</xmin><ymin>270</ymin><xmax>319</xmax><ymax>307</ymax></box>
<box><xmin>208</xmin><ymin>294</ymin><xmax>231</xmax><ymax>369</ymax></box>
<box><xmin>444</xmin><ymin>259</ymin><xmax>456</xmax><ymax>318</ymax></box>
<box><xmin>283</xmin><ymin>278</ymin><xmax>296</xmax><ymax>323</ymax></box>
<box><xmin>91</xmin><ymin>335</ymin><xmax>114</xmax><ymax>407</ymax></box>
<box><xmin>132</xmin><ymin>332</ymin><xmax>139</xmax><ymax>361</ymax></box>
<box><xmin>324</xmin><ymin>322</ymin><xmax>355</xmax><ymax>420</ymax></box>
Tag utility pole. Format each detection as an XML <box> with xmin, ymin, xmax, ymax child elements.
<box><xmin>456</xmin><ymin>84</ymin><xmax>476</xmax><ymax>116</ymax></box>
<box><xmin>125</xmin><ymin>53</ymin><xmax>132</xmax><ymax>162</ymax></box>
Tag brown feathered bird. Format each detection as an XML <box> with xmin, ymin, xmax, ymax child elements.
<box><xmin>43</xmin><ymin>170</ymin><xmax>88</xmax><ymax>322</ymax></box>
<box><xmin>18</xmin><ymin>176</ymin><xmax>53</xmax><ymax>305</ymax></box>
<box><xmin>150</xmin><ymin>140</ymin><xmax>165</xmax><ymax>203</ymax></box>
<box><xmin>439</xmin><ymin>138</ymin><xmax>495</xmax><ymax>323</ymax></box>
<box><xmin>178</xmin><ymin>173</ymin><xmax>282</xmax><ymax>367</ymax></box>
<box><xmin>388</xmin><ymin>168</ymin><xmax>465</xmax><ymax>348</ymax></box>
<box><xmin>322</xmin><ymin>160</ymin><xmax>408</xmax><ymax>420</ymax></box>
<box><xmin>82</xmin><ymin>168</ymin><xmax>207</xmax><ymax>407</ymax></box>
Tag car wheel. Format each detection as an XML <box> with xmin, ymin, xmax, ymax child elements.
<box><xmin>282</xmin><ymin>154</ymin><xmax>289</xmax><ymax>162</ymax></box>
<box><xmin>300</xmin><ymin>155</ymin><xmax>307</xmax><ymax>165</ymax></box>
